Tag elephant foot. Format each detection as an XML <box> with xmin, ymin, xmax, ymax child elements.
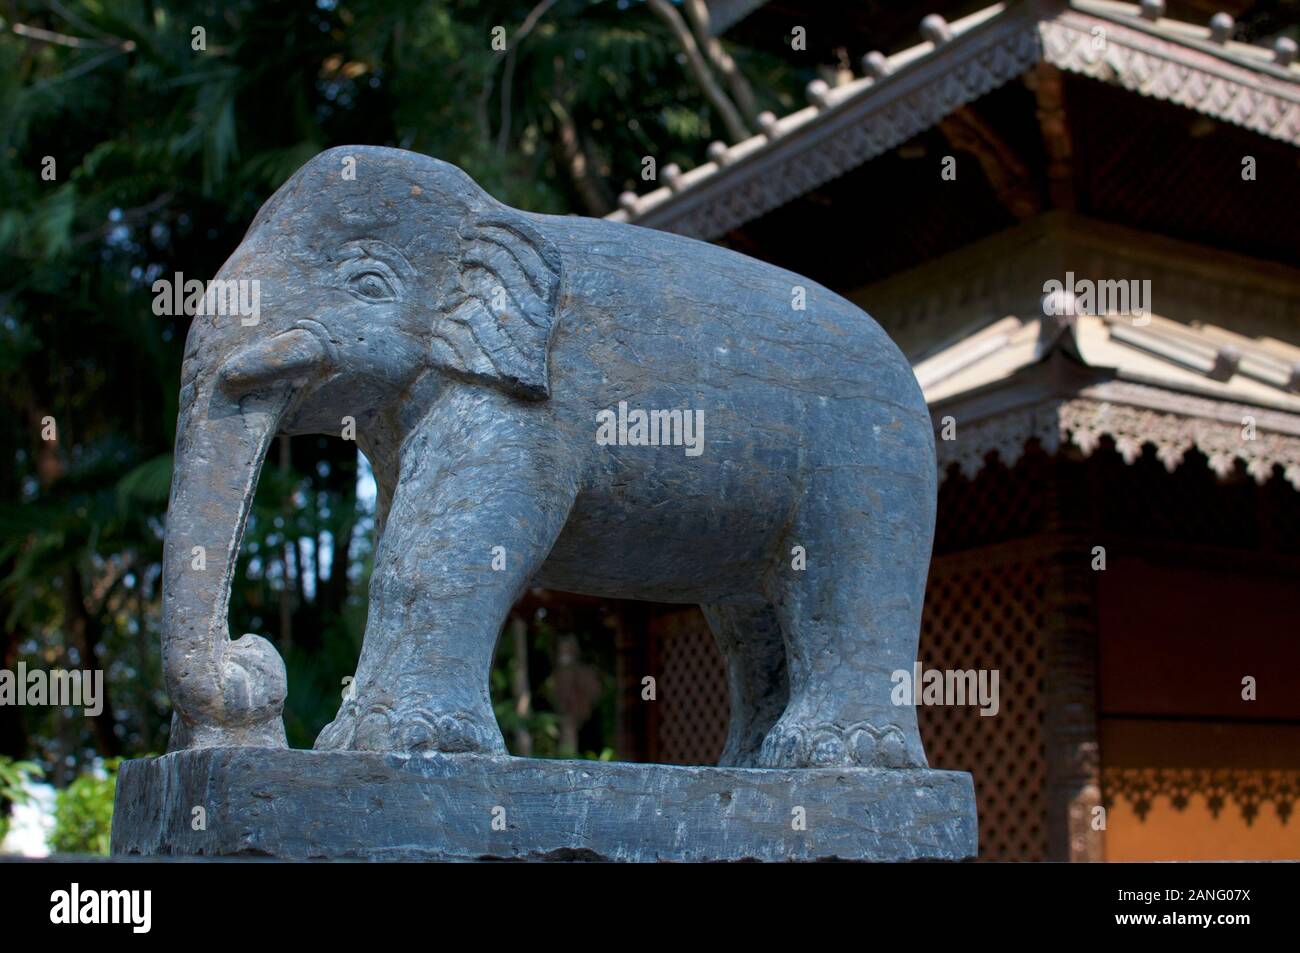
<box><xmin>757</xmin><ymin>712</ymin><xmax>925</xmax><ymax>769</ymax></box>
<box><xmin>314</xmin><ymin>703</ymin><xmax>359</xmax><ymax>751</ymax></box>
<box><xmin>316</xmin><ymin>698</ymin><xmax>504</xmax><ymax>756</ymax></box>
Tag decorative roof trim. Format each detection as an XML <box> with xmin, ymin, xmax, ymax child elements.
<box><xmin>935</xmin><ymin>386</ymin><xmax>1300</xmax><ymax>490</ymax></box>
<box><xmin>611</xmin><ymin>1</ymin><xmax>1300</xmax><ymax>238</ymax></box>
<box><xmin>936</xmin><ymin>397</ymin><xmax>1065</xmax><ymax>479</ymax></box>
<box><xmin>1041</xmin><ymin>6</ymin><xmax>1300</xmax><ymax>144</ymax></box>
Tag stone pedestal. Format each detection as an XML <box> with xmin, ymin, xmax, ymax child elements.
<box><xmin>111</xmin><ymin>749</ymin><xmax>977</xmax><ymax>862</ymax></box>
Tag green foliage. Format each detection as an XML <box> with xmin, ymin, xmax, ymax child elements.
<box><xmin>0</xmin><ymin>756</ymin><xmax>44</xmax><ymax>847</ymax></box>
<box><xmin>0</xmin><ymin>755</ymin><xmax>43</xmax><ymax>803</ymax></box>
<box><xmin>50</xmin><ymin>759</ymin><xmax>121</xmax><ymax>856</ymax></box>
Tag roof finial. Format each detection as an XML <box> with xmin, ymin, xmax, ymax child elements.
<box><xmin>1208</xmin><ymin>12</ymin><xmax>1233</xmax><ymax>44</ymax></box>
<box><xmin>1139</xmin><ymin>0</ymin><xmax>1165</xmax><ymax>21</ymax></box>
<box><xmin>618</xmin><ymin>191</ymin><xmax>639</xmax><ymax>214</ymax></box>
<box><xmin>1210</xmin><ymin>344</ymin><xmax>1241</xmax><ymax>381</ymax></box>
<box><xmin>706</xmin><ymin>140</ymin><xmax>732</xmax><ymax>166</ymax></box>
<box><xmin>1041</xmin><ymin>289</ymin><xmax>1078</xmax><ymax>323</ymax></box>
<box><xmin>806</xmin><ymin>79</ymin><xmax>831</xmax><ymax>109</ymax></box>
<box><xmin>1275</xmin><ymin>36</ymin><xmax>1298</xmax><ymax>67</ymax></box>
<box><xmin>919</xmin><ymin>14</ymin><xmax>952</xmax><ymax>46</ymax></box>
<box><xmin>862</xmin><ymin>50</ymin><xmax>891</xmax><ymax>79</ymax></box>
<box><xmin>662</xmin><ymin>164</ymin><xmax>683</xmax><ymax>192</ymax></box>
<box><xmin>757</xmin><ymin>111</ymin><xmax>780</xmax><ymax>139</ymax></box>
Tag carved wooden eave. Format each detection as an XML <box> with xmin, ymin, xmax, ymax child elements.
<box><xmin>886</xmin><ymin>217</ymin><xmax>1300</xmax><ymax>489</ymax></box>
<box><xmin>933</xmin><ymin>366</ymin><xmax>1300</xmax><ymax>490</ymax></box>
<box><xmin>1045</xmin><ymin>1</ymin><xmax>1300</xmax><ymax>144</ymax></box>
<box><xmin>608</xmin><ymin>0</ymin><xmax>1300</xmax><ymax>239</ymax></box>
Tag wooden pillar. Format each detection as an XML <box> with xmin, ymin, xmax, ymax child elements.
<box><xmin>613</xmin><ymin>602</ymin><xmax>655</xmax><ymax>762</ymax></box>
<box><xmin>1042</xmin><ymin>453</ymin><xmax>1103</xmax><ymax>861</ymax></box>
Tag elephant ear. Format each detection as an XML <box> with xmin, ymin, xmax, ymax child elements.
<box><xmin>433</xmin><ymin>212</ymin><xmax>563</xmax><ymax>400</ymax></box>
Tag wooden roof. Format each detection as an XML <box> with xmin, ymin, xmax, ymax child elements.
<box><xmin>609</xmin><ymin>0</ymin><xmax>1300</xmax><ymax>238</ymax></box>
<box><xmin>864</xmin><ymin>215</ymin><xmax>1300</xmax><ymax>486</ymax></box>
<box><xmin>917</xmin><ymin>309</ymin><xmax>1300</xmax><ymax>408</ymax></box>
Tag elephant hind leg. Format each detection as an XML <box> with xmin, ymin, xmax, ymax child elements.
<box><xmin>758</xmin><ymin>455</ymin><xmax>936</xmax><ymax>769</ymax></box>
<box><xmin>701</xmin><ymin>602</ymin><xmax>788</xmax><ymax>767</ymax></box>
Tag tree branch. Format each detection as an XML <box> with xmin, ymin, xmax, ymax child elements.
<box><xmin>10</xmin><ymin>22</ymin><xmax>133</xmax><ymax>51</ymax></box>
<box><xmin>549</xmin><ymin>56</ymin><xmax>611</xmax><ymax>216</ymax></box>
<box><xmin>681</xmin><ymin>0</ymin><xmax>758</xmax><ymax>123</ymax></box>
<box><xmin>646</xmin><ymin>0</ymin><xmax>750</xmax><ymax>143</ymax></box>
<box><xmin>71</xmin><ymin>191</ymin><xmax>174</xmax><ymax>249</ymax></box>
<box><xmin>497</xmin><ymin>0</ymin><xmax>560</xmax><ymax>155</ymax></box>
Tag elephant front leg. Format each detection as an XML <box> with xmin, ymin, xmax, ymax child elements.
<box><xmin>316</xmin><ymin>431</ymin><xmax>576</xmax><ymax>756</ymax></box>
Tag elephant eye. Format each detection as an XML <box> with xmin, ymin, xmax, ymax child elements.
<box><xmin>347</xmin><ymin>270</ymin><xmax>397</xmax><ymax>303</ymax></box>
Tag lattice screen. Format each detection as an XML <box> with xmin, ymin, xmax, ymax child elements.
<box><xmin>649</xmin><ymin>608</ymin><xmax>729</xmax><ymax>766</ymax></box>
<box><xmin>936</xmin><ymin>450</ymin><xmax>1048</xmax><ymax>553</ymax></box>
<box><xmin>918</xmin><ymin>554</ymin><xmax>1049</xmax><ymax>861</ymax></box>
<box><xmin>647</xmin><ymin>553</ymin><xmax>1050</xmax><ymax>860</ymax></box>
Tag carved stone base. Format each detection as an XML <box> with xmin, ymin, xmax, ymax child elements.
<box><xmin>111</xmin><ymin>749</ymin><xmax>977</xmax><ymax>862</ymax></box>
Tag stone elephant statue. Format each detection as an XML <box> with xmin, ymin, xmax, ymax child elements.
<box><xmin>161</xmin><ymin>145</ymin><xmax>937</xmax><ymax>769</ymax></box>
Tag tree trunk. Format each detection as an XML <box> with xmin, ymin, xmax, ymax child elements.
<box><xmin>0</xmin><ymin>606</ymin><xmax>26</xmax><ymax>758</ymax></box>
<box><xmin>278</xmin><ymin>436</ymin><xmax>294</xmax><ymax>651</ymax></box>
<box><xmin>552</xmin><ymin>631</ymin><xmax>601</xmax><ymax>756</ymax></box>
<box><xmin>509</xmin><ymin>614</ymin><xmax>533</xmax><ymax>756</ymax></box>
<box><xmin>64</xmin><ymin>567</ymin><xmax>121</xmax><ymax>757</ymax></box>
<box><xmin>0</xmin><ymin>422</ymin><xmax>26</xmax><ymax>758</ymax></box>
<box><xmin>550</xmin><ymin>100</ymin><xmax>610</xmax><ymax>216</ymax></box>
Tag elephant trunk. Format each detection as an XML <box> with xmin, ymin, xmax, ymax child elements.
<box><xmin>161</xmin><ymin>328</ymin><xmax>314</xmax><ymax>750</ymax></box>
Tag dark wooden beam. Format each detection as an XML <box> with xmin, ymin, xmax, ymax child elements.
<box><xmin>1027</xmin><ymin>62</ymin><xmax>1077</xmax><ymax>212</ymax></box>
<box><xmin>938</xmin><ymin>104</ymin><xmax>1041</xmax><ymax>220</ymax></box>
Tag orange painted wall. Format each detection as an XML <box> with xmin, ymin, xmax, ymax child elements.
<box><xmin>1097</xmin><ymin>557</ymin><xmax>1300</xmax><ymax>861</ymax></box>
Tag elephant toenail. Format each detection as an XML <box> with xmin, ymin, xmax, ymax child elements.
<box><xmin>878</xmin><ymin>727</ymin><xmax>908</xmax><ymax>767</ymax></box>
<box><xmin>401</xmin><ymin>721</ymin><xmax>433</xmax><ymax>750</ymax></box>
<box><xmin>430</xmin><ymin>715</ymin><xmax>459</xmax><ymax>747</ymax></box>
<box><xmin>354</xmin><ymin>711</ymin><xmax>390</xmax><ymax>748</ymax></box>
<box><xmin>778</xmin><ymin>728</ymin><xmax>805</xmax><ymax>765</ymax></box>
<box><xmin>808</xmin><ymin>731</ymin><xmax>845</xmax><ymax>766</ymax></box>
<box><xmin>849</xmin><ymin>728</ymin><xmax>878</xmax><ymax>764</ymax></box>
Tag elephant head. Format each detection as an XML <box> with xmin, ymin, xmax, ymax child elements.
<box><xmin>162</xmin><ymin>146</ymin><xmax>563</xmax><ymax>749</ymax></box>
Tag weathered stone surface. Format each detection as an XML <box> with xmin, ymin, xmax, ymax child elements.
<box><xmin>112</xmin><ymin>750</ymin><xmax>977</xmax><ymax>862</ymax></box>
<box><xmin>162</xmin><ymin>145</ymin><xmax>940</xmax><ymax>774</ymax></box>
